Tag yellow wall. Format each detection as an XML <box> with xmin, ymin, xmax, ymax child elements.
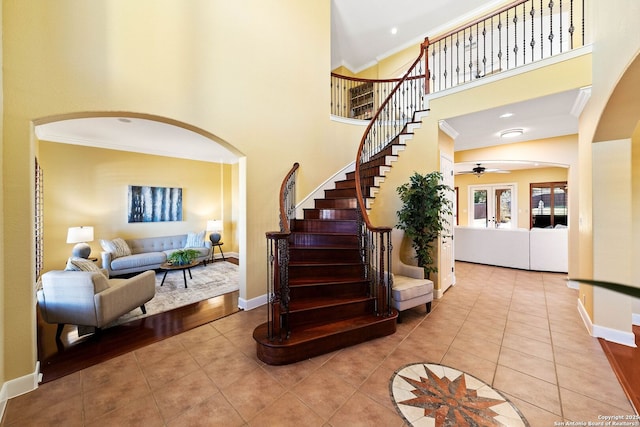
<box><xmin>576</xmin><ymin>0</ymin><xmax>640</xmax><ymax>323</ymax></box>
<box><xmin>38</xmin><ymin>142</ymin><xmax>235</xmax><ymax>272</ymax></box>
<box><xmin>0</xmin><ymin>0</ymin><xmax>4</xmax><ymax>388</ymax></box>
<box><xmin>455</xmin><ymin>167</ymin><xmax>568</xmax><ymax>229</ymax></box>
<box><xmin>2</xmin><ymin>0</ymin><xmax>640</xmax><ymax>392</ymax></box>
<box><xmin>2</xmin><ymin>0</ymin><xmax>334</xmax><ymax>382</ymax></box>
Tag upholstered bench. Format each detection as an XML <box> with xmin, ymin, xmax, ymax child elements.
<box><xmin>391</xmin><ymin>261</ymin><xmax>434</xmax><ymax>322</ymax></box>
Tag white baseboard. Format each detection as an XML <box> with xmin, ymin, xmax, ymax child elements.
<box><xmin>566</xmin><ymin>279</ymin><xmax>580</xmax><ymax>290</ymax></box>
<box><xmin>577</xmin><ymin>297</ymin><xmax>593</xmax><ymax>336</ymax></box>
<box><xmin>213</xmin><ymin>251</ymin><xmax>238</xmax><ymax>261</ymax></box>
<box><xmin>239</xmin><ymin>293</ymin><xmax>267</xmax><ymax>311</ymax></box>
<box><xmin>0</xmin><ymin>362</ymin><xmax>41</xmax><ymax>422</ymax></box>
<box><xmin>578</xmin><ymin>298</ymin><xmax>638</xmax><ymax>347</ymax></box>
<box><xmin>593</xmin><ymin>324</ymin><xmax>637</xmax><ymax>347</ymax></box>
<box><xmin>633</xmin><ymin>313</ymin><xmax>640</xmax><ymax>326</ymax></box>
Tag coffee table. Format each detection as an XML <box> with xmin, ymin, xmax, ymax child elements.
<box><xmin>159</xmin><ymin>261</ymin><xmax>199</xmax><ymax>288</ymax></box>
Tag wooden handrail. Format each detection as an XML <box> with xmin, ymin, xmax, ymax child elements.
<box><xmin>330</xmin><ymin>72</ymin><xmax>403</xmax><ymax>84</ymax></box>
<box><xmin>278</xmin><ymin>162</ymin><xmax>299</xmax><ymax>234</ymax></box>
<box><xmin>354</xmin><ymin>47</ymin><xmax>426</xmax><ymax>232</ymax></box>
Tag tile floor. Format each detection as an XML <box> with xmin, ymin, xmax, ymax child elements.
<box><xmin>2</xmin><ymin>262</ymin><xmax>635</xmax><ymax>426</ymax></box>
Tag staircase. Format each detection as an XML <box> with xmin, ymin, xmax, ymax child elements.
<box><xmin>253</xmin><ymin>171</ymin><xmax>398</xmax><ymax>365</ymax></box>
<box><xmin>254</xmin><ymin>37</ymin><xmax>430</xmax><ymax>364</ymax></box>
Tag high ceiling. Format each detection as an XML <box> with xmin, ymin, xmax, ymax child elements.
<box><xmin>331</xmin><ymin>0</ymin><xmax>506</xmax><ymax>72</ymax></box>
<box><xmin>36</xmin><ymin>0</ymin><xmax>584</xmax><ymax>170</ymax></box>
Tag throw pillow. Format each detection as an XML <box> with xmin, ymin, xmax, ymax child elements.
<box><xmin>184</xmin><ymin>230</ymin><xmax>206</xmax><ymax>248</ymax></box>
<box><xmin>100</xmin><ymin>237</ymin><xmax>131</xmax><ymax>259</ymax></box>
<box><xmin>65</xmin><ymin>257</ymin><xmax>102</xmax><ymax>273</ymax></box>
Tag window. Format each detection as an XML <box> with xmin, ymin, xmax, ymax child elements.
<box><xmin>469</xmin><ymin>184</ymin><xmax>517</xmax><ymax>228</ymax></box>
<box><xmin>530</xmin><ymin>182</ymin><xmax>567</xmax><ymax>228</ymax></box>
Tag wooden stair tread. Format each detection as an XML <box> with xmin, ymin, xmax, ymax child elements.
<box><xmin>289</xmin><ymin>278</ymin><xmax>368</xmax><ymax>287</ymax></box>
<box><xmin>289</xmin><ymin>295</ymin><xmax>372</xmax><ymax>312</ymax></box>
<box><xmin>286</xmin><ymin>312</ymin><xmax>395</xmax><ymax>337</ymax></box>
<box><xmin>253</xmin><ymin>312</ymin><xmax>397</xmax><ymax>365</ymax></box>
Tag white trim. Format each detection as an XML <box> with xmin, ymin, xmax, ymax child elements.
<box><xmin>577</xmin><ymin>297</ymin><xmax>593</xmax><ymax>336</ymax></box>
<box><xmin>576</xmin><ymin>299</ymin><xmax>637</xmax><ymax>348</ymax></box>
<box><xmin>435</xmin><ymin>288</ymin><xmax>445</xmax><ymax>299</ymax></box>
<box><xmin>239</xmin><ymin>293</ymin><xmax>267</xmax><ymax>311</ymax></box>
<box><xmin>570</xmin><ymin>86</ymin><xmax>592</xmax><ymax>117</ymax></box>
<box><xmin>0</xmin><ymin>362</ymin><xmax>41</xmax><ymax>421</ymax></box>
<box><xmin>0</xmin><ymin>384</ymin><xmax>5</xmax><ymax>424</ymax></box>
<box><xmin>567</xmin><ymin>279</ymin><xmax>580</xmax><ymax>290</ymax></box>
<box><xmin>438</xmin><ymin>120</ymin><xmax>459</xmax><ymax>140</ymax></box>
<box><xmin>632</xmin><ymin>313</ymin><xmax>640</xmax><ymax>326</ymax></box>
<box><xmin>329</xmin><ymin>115</ymin><xmax>371</xmax><ymax>126</ymax></box>
<box><xmin>592</xmin><ymin>324</ymin><xmax>637</xmax><ymax>348</ymax></box>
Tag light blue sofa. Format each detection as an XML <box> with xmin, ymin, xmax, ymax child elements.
<box><xmin>101</xmin><ymin>234</ymin><xmax>212</xmax><ymax>277</ymax></box>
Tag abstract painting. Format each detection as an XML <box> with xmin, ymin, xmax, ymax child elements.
<box><xmin>128</xmin><ymin>185</ymin><xmax>182</xmax><ymax>223</ymax></box>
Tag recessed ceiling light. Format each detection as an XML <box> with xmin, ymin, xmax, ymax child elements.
<box><xmin>499</xmin><ymin>112</ymin><xmax>513</xmax><ymax>118</ymax></box>
<box><xmin>117</xmin><ymin>118</ymin><xmax>132</xmax><ymax>123</ymax></box>
<box><xmin>500</xmin><ymin>128</ymin><xmax>524</xmax><ymax>138</ymax></box>
<box><xmin>390</xmin><ymin>27</ymin><xmax>398</xmax><ymax>35</ymax></box>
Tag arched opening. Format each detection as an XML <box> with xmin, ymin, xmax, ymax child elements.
<box><xmin>33</xmin><ymin>112</ymin><xmax>247</xmax><ymax>379</ymax></box>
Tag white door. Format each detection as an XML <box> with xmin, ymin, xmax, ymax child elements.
<box><xmin>440</xmin><ymin>154</ymin><xmax>455</xmax><ymax>294</ymax></box>
<box><xmin>470</xmin><ymin>184</ymin><xmax>517</xmax><ymax>228</ymax></box>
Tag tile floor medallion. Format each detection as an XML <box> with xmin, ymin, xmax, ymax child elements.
<box><xmin>390</xmin><ymin>363</ymin><xmax>529</xmax><ymax>426</ymax></box>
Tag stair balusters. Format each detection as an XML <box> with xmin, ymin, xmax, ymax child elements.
<box><xmin>265</xmin><ymin>162</ymin><xmax>299</xmax><ymax>341</ymax></box>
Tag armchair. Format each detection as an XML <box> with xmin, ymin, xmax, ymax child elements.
<box><xmin>37</xmin><ymin>269</ymin><xmax>156</xmax><ymax>339</ymax></box>
<box><xmin>391</xmin><ymin>261</ymin><xmax>433</xmax><ymax>321</ymax></box>
<box><xmin>390</xmin><ymin>229</ymin><xmax>434</xmax><ymax>322</ymax></box>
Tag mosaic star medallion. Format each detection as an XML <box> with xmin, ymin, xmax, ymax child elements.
<box><xmin>390</xmin><ymin>363</ymin><xmax>529</xmax><ymax>427</ymax></box>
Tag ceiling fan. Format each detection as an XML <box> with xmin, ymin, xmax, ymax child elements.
<box><xmin>457</xmin><ymin>163</ymin><xmax>510</xmax><ymax>177</ymax></box>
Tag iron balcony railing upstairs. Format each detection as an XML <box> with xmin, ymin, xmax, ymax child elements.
<box><xmin>331</xmin><ymin>0</ymin><xmax>587</xmax><ymax>120</ymax></box>
<box><xmin>264</xmin><ymin>162</ymin><xmax>299</xmax><ymax>341</ymax></box>
<box><xmin>330</xmin><ymin>74</ymin><xmax>402</xmax><ymax>120</ymax></box>
<box><xmin>425</xmin><ymin>0</ymin><xmax>586</xmax><ymax>93</ymax></box>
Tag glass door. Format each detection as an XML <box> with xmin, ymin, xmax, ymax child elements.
<box><xmin>470</xmin><ymin>184</ymin><xmax>516</xmax><ymax>228</ymax></box>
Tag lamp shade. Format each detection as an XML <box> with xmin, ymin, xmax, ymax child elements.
<box><xmin>66</xmin><ymin>226</ymin><xmax>94</xmax><ymax>244</ymax></box>
<box><xmin>206</xmin><ymin>220</ymin><xmax>223</xmax><ymax>232</ymax></box>
<box><xmin>67</xmin><ymin>226</ymin><xmax>94</xmax><ymax>258</ymax></box>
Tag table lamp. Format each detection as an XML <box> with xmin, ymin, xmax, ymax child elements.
<box><xmin>206</xmin><ymin>220</ymin><xmax>223</xmax><ymax>244</ymax></box>
<box><xmin>67</xmin><ymin>226</ymin><xmax>94</xmax><ymax>258</ymax></box>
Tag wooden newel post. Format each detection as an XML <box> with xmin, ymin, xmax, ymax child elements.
<box><xmin>422</xmin><ymin>37</ymin><xmax>431</xmax><ymax>95</ymax></box>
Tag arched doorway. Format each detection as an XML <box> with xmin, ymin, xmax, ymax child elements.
<box><xmin>33</xmin><ymin>112</ymin><xmax>247</xmax><ymax>380</ymax></box>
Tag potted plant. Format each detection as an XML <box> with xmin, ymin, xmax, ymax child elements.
<box><xmin>396</xmin><ymin>171</ymin><xmax>453</xmax><ymax>277</ymax></box>
<box><xmin>167</xmin><ymin>249</ymin><xmax>199</xmax><ymax>266</ymax></box>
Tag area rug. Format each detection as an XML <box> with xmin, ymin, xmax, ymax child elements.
<box><xmin>112</xmin><ymin>261</ymin><xmax>239</xmax><ymax>326</ymax></box>
<box><xmin>390</xmin><ymin>363</ymin><xmax>529</xmax><ymax>427</ymax></box>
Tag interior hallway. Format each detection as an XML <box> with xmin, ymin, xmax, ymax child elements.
<box><xmin>2</xmin><ymin>262</ymin><xmax>634</xmax><ymax>426</ymax></box>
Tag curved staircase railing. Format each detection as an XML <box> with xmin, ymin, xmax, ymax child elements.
<box><xmin>265</xmin><ymin>162</ymin><xmax>299</xmax><ymax>341</ymax></box>
<box><xmin>354</xmin><ymin>44</ymin><xmax>429</xmax><ymax>318</ymax></box>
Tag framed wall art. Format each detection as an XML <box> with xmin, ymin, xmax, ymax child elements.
<box><xmin>128</xmin><ymin>185</ymin><xmax>183</xmax><ymax>223</ymax></box>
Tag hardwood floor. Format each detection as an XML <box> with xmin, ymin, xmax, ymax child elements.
<box><xmin>37</xmin><ymin>258</ymin><xmax>240</xmax><ymax>384</ymax></box>
<box><xmin>599</xmin><ymin>325</ymin><xmax>640</xmax><ymax>413</ymax></box>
